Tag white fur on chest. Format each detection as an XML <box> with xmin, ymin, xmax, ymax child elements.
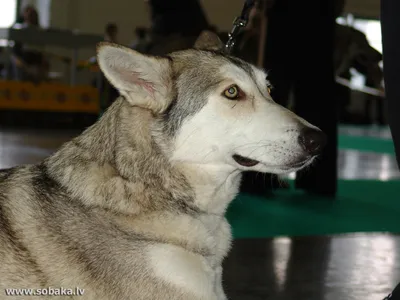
<box><xmin>147</xmin><ymin>245</ymin><xmax>223</xmax><ymax>300</ymax></box>
<box><xmin>148</xmin><ymin>244</ymin><xmax>215</xmax><ymax>299</ymax></box>
<box><xmin>147</xmin><ymin>217</ymin><xmax>231</xmax><ymax>300</ymax></box>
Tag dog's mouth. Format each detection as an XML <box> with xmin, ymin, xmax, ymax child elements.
<box><xmin>233</xmin><ymin>154</ymin><xmax>313</xmax><ymax>170</ymax></box>
<box><xmin>232</xmin><ymin>154</ymin><xmax>260</xmax><ymax>167</ymax></box>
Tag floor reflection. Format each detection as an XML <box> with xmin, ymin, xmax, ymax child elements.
<box><xmin>224</xmin><ymin>234</ymin><xmax>400</xmax><ymax>300</ymax></box>
<box><xmin>0</xmin><ymin>128</ymin><xmax>79</xmax><ymax>169</ymax></box>
<box><xmin>338</xmin><ymin>150</ymin><xmax>399</xmax><ymax>180</ymax></box>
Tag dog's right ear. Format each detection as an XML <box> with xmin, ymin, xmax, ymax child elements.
<box><xmin>97</xmin><ymin>42</ymin><xmax>173</xmax><ymax>114</ymax></box>
<box><xmin>194</xmin><ymin>31</ymin><xmax>225</xmax><ymax>52</ymax></box>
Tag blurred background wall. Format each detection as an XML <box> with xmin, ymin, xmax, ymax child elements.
<box><xmin>17</xmin><ymin>0</ymin><xmax>379</xmax><ymax>45</ymax></box>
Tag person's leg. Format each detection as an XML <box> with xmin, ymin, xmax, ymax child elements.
<box><xmin>381</xmin><ymin>2</ymin><xmax>400</xmax><ymax>298</ymax></box>
<box><xmin>381</xmin><ymin>0</ymin><xmax>400</xmax><ymax>167</ymax></box>
<box><xmin>291</xmin><ymin>0</ymin><xmax>338</xmax><ymax>196</ymax></box>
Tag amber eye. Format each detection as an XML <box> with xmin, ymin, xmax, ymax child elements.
<box><xmin>223</xmin><ymin>85</ymin><xmax>241</xmax><ymax>100</ymax></box>
<box><xmin>267</xmin><ymin>86</ymin><xmax>272</xmax><ymax>94</ymax></box>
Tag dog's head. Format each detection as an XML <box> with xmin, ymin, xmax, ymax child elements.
<box><xmin>97</xmin><ymin>31</ymin><xmax>326</xmax><ymax>174</ymax></box>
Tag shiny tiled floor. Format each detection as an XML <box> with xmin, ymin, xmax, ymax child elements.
<box><xmin>337</xmin><ymin>126</ymin><xmax>400</xmax><ymax>179</ymax></box>
<box><xmin>1</xmin><ymin>127</ymin><xmax>400</xmax><ymax>300</ymax></box>
<box><xmin>224</xmin><ymin>234</ymin><xmax>400</xmax><ymax>300</ymax></box>
<box><xmin>338</xmin><ymin>150</ymin><xmax>400</xmax><ymax>180</ymax></box>
<box><xmin>0</xmin><ymin>128</ymin><xmax>78</xmax><ymax>169</ymax></box>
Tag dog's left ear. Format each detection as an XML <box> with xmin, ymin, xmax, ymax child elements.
<box><xmin>97</xmin><ymin>42</ymin><xmax>173</xmax><ymax>114</ymax></box>
<box><xmin>194</xmin><ymin>31</ymin><xmax>225</xmax><ymax>52</ymax></box>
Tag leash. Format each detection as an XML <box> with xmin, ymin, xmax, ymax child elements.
<box><xmin>225</xmin><ymin>0</ymin><xmax>257</xmax><ymax>54</ymax></box>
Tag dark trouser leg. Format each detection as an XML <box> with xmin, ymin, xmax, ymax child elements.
<box><xmin>290</xmin><ymin>0</ymin><xmax>337</xmax><ymax>196</ymax></box>
<box><xmin>381</xmin><ymin>0</ymin><xmax>400</xmax><ymax>167</ymax></box>
<box><xmin>381</xmin><ymin>0</ymin><xmax>400</xmax><ymax>295</ymax></box>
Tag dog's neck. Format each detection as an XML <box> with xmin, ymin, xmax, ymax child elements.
<box><xmin>46</xmin><ymin>99</ymin><xmax>240</xmax><ymax>216</ymax></box>
<box><xmin>173</xmin><ymin>163</ymin><xmax>241</xmax><ymax>215</ymax></box>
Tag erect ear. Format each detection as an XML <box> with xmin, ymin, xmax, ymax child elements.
<box><xmin>96</xmin><ymin>42</ymin><xmax>173</xmax><ymax>113</ymax></box>
<box><xmin>194</xmin><ymin>30</ymin><xmax>225</xmax><ymax>52</ymax></box>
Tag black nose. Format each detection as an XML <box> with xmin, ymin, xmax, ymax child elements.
<box><xmin>298</xmin><ymin>128</ymin><xmax>327</xmax><ymax>155</ymax></box>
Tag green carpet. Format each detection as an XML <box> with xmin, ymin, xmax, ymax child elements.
<box><xmin>339</xmin><ymin>135</ymin><xmax>395</xmax><ymax>155</ymax></box>
<box><xmin>338</xmin><ymin>125</ymin><xmax>395</xmax><ymax>154</ymax></box>
<box><xmin>227</xmin><ymin>180</ymin><xmax>400</xmax><ymax>238</ymax></box>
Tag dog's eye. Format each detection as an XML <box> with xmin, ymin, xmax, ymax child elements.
<box><xmin>267</xmin><ymin>86</ymin><xmax>271</xmax><ymax>94</ymax></box>
<box><xmin>223</xmin><ymin>85</ymin><xmax>242</xmax><ymax>100</ymax></box>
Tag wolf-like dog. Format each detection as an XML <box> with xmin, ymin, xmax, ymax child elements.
<box><xmin>0</xmin><ymin>31</ymin><xmax>326</xmax><ymax>299</ymax></box>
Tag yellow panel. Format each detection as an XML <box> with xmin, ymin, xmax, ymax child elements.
<box><xmin>0</xmin><ymin>80</ymin><xmax>100</xmax><ymax>113</ymax></box>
